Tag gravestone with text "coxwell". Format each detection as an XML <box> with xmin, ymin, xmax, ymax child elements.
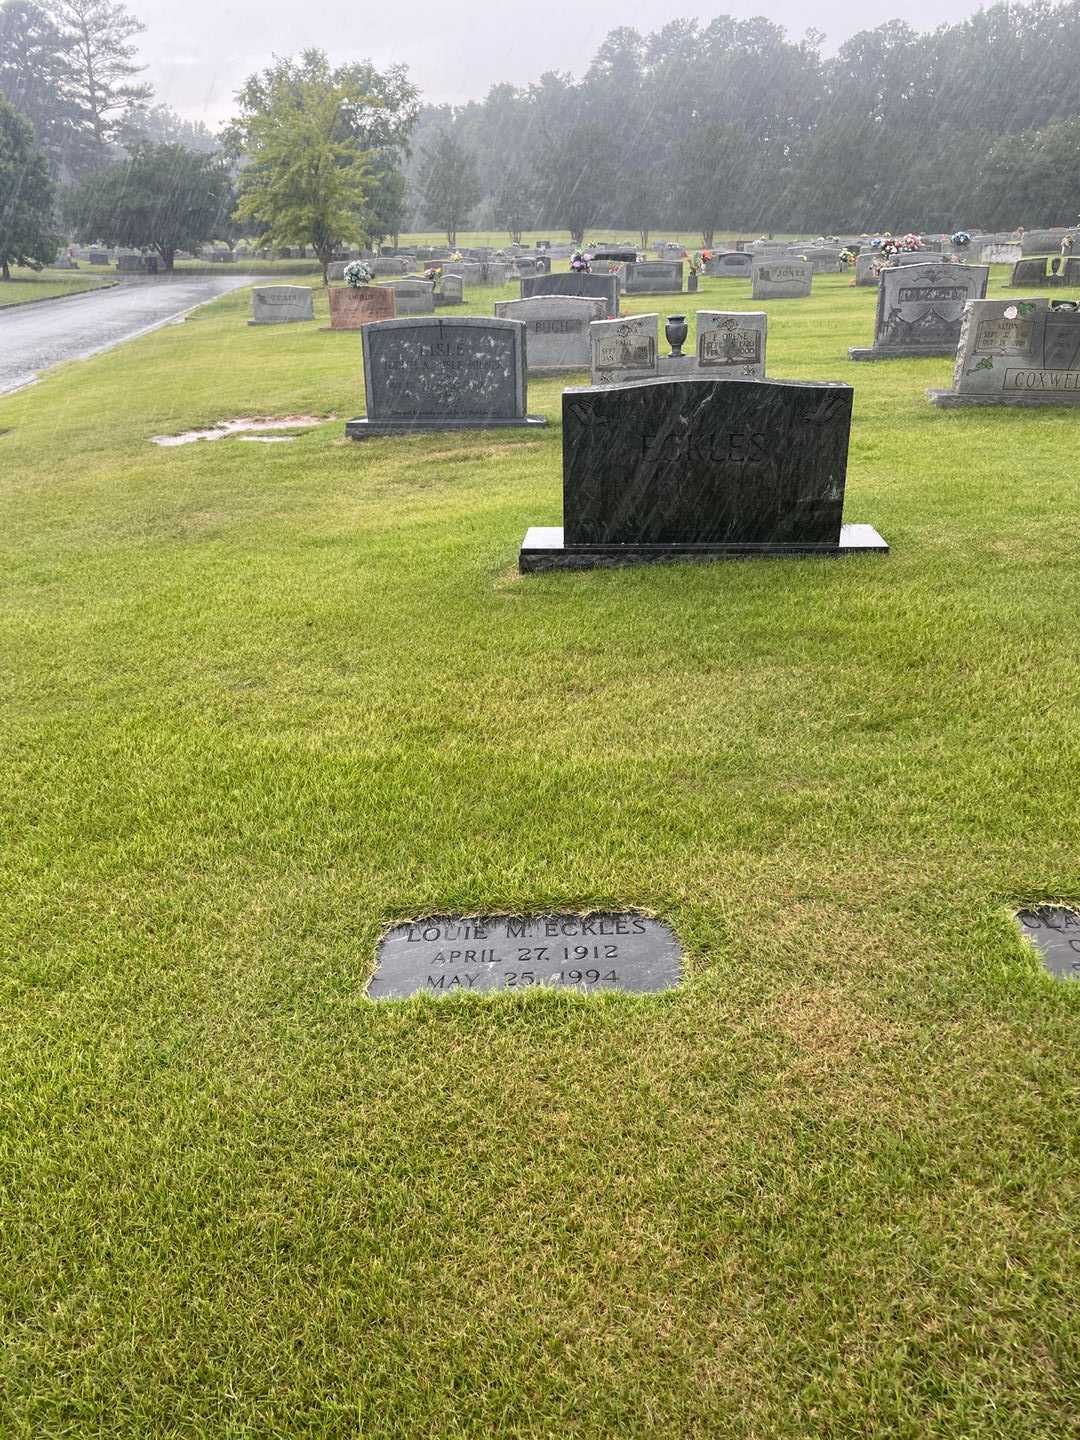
<box><xmin>346</xmin><ymin>316</ymin><xmax>545</xmax><ymax>438</ymax></box>
<box><xmin>928</xmin><ymin>297</ymin><xmax>1080</xmax><ymax>406</ymax></box>
<box><xmin>519</xmin><ymin>376</ymin><xmax>887</xmax><ymax>570</ymax></box>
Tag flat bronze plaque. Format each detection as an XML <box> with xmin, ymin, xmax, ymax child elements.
<box><xmin>369</xmin><ymin>913</ymin><xmax>682</xmax><ymax>999</ymax></box>
<box><xmin>1015</xmin><ymin>906</ymin><xmax>1080</xmax><ymax>980</ymax></box>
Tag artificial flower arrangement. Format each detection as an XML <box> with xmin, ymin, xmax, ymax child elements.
<box><xmin>901</xmin><ymin>232</ymin><xmax>923</xmax><ymax>251</ymax></box>
<box><xmin>424</xmin><ymin>264</ymin><xmax>443</xmax><ymax>287</ymax></box>
<box><xmin>343</xmin><ymin>260</ymin><xmax>373</xmax><ymax>287</ymax></box>
<box><xmin>950</xmin><ymin>230</ymin><xmax>971</xmax><ymax>248</ymax></box>
<box><xmin>569</xmin><ymin>250</ymin><xmax>590</xmax><ymax>272</ymax></box>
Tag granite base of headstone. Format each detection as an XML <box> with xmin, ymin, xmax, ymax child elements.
<box><xmin>519</xmin><ymin>377</ymin><xmax>887</xmax><ymax>570</ymax></box>
<box><xmin>849</xmin><ymin>262</ymin><xmax>988</xmax><ymax>360</ymax></box>
<box><xmin>928</xmin><ymin>297</ymin><xmax>1080</xmax><ymax>407</ymax></box>
<box><xmin>346</xmin><ymin>316</ymin><xmax>546</xmax><ymax>438</ymax></box>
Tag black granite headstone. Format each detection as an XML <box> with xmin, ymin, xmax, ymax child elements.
<box><xmin>519</xmin><ymin>377</ymin><xmax>887</xmax><ymax>568</ymax></box>
<box><xmin>346</xmin><ymin>317</ymin><xmax>545</xmax><ymax>438</ymax></box>
<box><xmin>1015</xmin><ymin>906</ymin><xmax>1080</xmax><ymax>980</ymax></box>
<box><xmin>368</xmin><ymin>913</ymin><xmax>683</xmax><ymax>999</ymax></box>
<box><xmin>520</xmin><ymin>271</ymin><xmax>620</xmax><ymax>316</ymax></box>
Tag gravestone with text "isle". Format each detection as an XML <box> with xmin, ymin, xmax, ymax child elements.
<box><xmin>347</xmin><ymin>316</ymin><xmax>545</xmax><ymax>438</ymax></box>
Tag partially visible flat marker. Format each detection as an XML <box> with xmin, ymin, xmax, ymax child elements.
<box><xmin>368</xmin><ymin>913</ymin><xmax>683</xmax><ymax>1000</ymax></box>
<box><xmin>1015</xmin><ymin>906</ymin><xmax>1080</xmax><ymax>980</ymax></box>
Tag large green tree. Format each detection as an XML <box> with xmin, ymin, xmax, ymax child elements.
<box><xmin>416</xmin><ymin>127</ymin><xmax>480</xmax><ymax>247</ymax></box>
<box><xmin>64</xmin><ymin>142</ymin><xmax>229</xmax><ymax>270</ymax></box>
<box><xmin>55</xmin><ymin>0</ymin><xmax>151</xmax><ymax>167</ymax></box>
<box><xmin>231</xmin><ymin>50</ymin><xmax>413</xmax><ymax>280</ymax></box>
<box><xmin>0</xmin><ymin>94</ymin><xmax>57</xmax><ymax>278</ymax></box>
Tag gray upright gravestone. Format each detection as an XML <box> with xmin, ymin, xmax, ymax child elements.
<box><xmin>520</xmin><ymin>271</ymin><xmax>619</xmax><ymax>316</ymax></box>
<box><xmin>248</xmin><ymin>286</ymin><xmax>315</xmax><ymax>325</ymax></box>
<box><xmin>519</xmin><ymin>377</ymin><xmax>887</xmax><ymax>570</ymax></box>
<box><xmin>346</xmin><ymin>316</ymin><xmax>546</xmax><ymax>438</ymax></box>
<box><xmin>928</xmin><ymin>297</ymin><xmax>1080</xmax><ymax>407</ymax></box>
<box><xmin>751</xmin><ymin>258</ymin><xmax>812</xmax><ymax>299</ymax></box>
<box><xmin>494</xmin><ymin>295</ymin><xmax>607</xmax><ymax>373</ymax></box>
<box><xmin>849</xmin><ymin>262</ymin><xmax>988</xmax><ymax>360</ymax></box>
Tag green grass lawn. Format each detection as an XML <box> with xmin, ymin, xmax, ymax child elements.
<box><xmin>0</xmin><ymin>266</ymin><xmax>114</xmax><ymax>306</ymax></box>
<box><xmin>2</xmin><ymin>267</ymin><xmax>1080</xmax><ymax>1438</ymax></box>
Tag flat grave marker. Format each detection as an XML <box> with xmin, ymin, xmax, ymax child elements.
<box><xmin>1014</xmin><ymin>907</ymin><xmax>1080</xmax><ymax>980</ymax></box>
<box><xmin>369</xmin><ymin>913</ymin><xmax>683</xmax><ymax>998</ymax></box>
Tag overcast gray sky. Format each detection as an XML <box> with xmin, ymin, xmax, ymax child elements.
<box><xmin>136</xmin><ymin>0</ymin><xmax>991</xmax><ymax>125</ymax></box>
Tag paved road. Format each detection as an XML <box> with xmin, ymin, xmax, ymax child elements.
<box><xmin>0</xmin><ymin>274</ymin><xmax>256</xmax><ymax>396</ymax></box>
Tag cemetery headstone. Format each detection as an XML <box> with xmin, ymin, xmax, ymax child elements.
<box><xmin>326</xmin><ymin>261</ymin><xmax>348</xmax><ymax>282</ymax></box>
<box><xmin>435</xmin><ymin>272</ymin><xmax>464</xmax><ymax>306</ymax></box>
<box><xmin>519</xmin><ymin>376</ymin><xmax>887</xmax><ymax>569</ymax></box>
<box><xmin>521</xmin><ymin>270</ymin><xmax>620</xmax><ymax>316</ymax></box>
<box><xmin>493</xmin><ymin>295</ymin><xmax>606</xmax><ymax>373</ymax></box>
<box><xmin>368</xmin><ymin>913</ymin><xmax>683</xmax><ymax>998</ymax></box>
<box><xmin>695</xmin><ymin>311</ymin><xmax>767</xmax><ymax>378</ymax></box>
<box><xmin>328</xmin><ymin>285</ymin><xmax>395</xmax><ymax>329</ymax></box>
<box><xmin>1014</xmin><ymin>907</ymin><xmax>1080</xmax><ymax>980</ymax></box>
<box><xmin>751</xmin><ymin>258</ymin><xmax>812</xmax><ymax>299</ymax></box>
<box><xmin>623</xmin><ymin>260</ymin><xmax>683</xmax><ymax>295</ymax></box>
<box><xmin>381</xmin><ymin>278</ymin><xmax>435</xmax><ymax>315</ymax></box>
<box><xmin>849</xmin><ymin>261</ymin><xmax>989</xmax><ymax>360</ymax></box>
<box><xmin>928</xmin><ymin>297</ymin><xmax>1080</xmax><ymax>407</ymax></box>
<box><xmin>1008</xmin><ymin>256</ymin><xmax>1067</xmax><ymax>288</ymax></box>
<box><xmin>89</xmin><ymin>251</ymin><xmax>109</xmax><ymax>266</ymax></box>
<box><xmin>248</xmin><ymin>285</ymin><xmax>315</xmax><ymax>325</ymax></box>
<box><xmin>703</xmin><ymin>252</ymin><xmax>753</xmax><ymax>279</ymax></box>
<box><xmin>346</xmin><ymin>316</ymin><xmax>545</xmax><ymax>438</ymax></box>
<box><xmin>589</xmin><ymin>314</ymin><xmax>659</xmax><ymax>384</ymax></box>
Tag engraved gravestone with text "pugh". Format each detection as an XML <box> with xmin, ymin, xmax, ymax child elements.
<box><xmin>850</xmin><ymin>262</ymin><xmax>988</xmax><ymax>360</ymax></box>
<box><xmin>519</xmin><ymin>377</ymin><xmax>887</xmax><ymax>570</ymax></box>
<box><xmin>494</xmin><ymin>295</ymin><xmax>607</xmax><ymax>372</ymax></box>
<box><xmin>589</xmin><ymin>314</ymin><xmax>659</xmax><ymax>384</ymax></box>
<box><xmin>1014</xmin><ymin>907</ymin><xmax>1080</xmax><ymax>979</ymax></box>
<box><xmin>751</xmin><ymin>259</ymin><xmax>812</xmax><ymax>299</ymax></box>
<box><xmin>929</xmin><ymin>297</ymin><xmax>1080</xmax><ymax>406</ymax></box>
<box><xmin>346</xmin><ymin>316</ymin><xmax>545</xmax><ymax>438</ymax></box>
<box><xmin>520</xmin><ymin>270</ymin><xmax>620</xmax><ymax>316</ymax></box>
<box><xmin>368</xmin><ymin>913</ymin><xmax>683</xmax><ymax>998</ymax></box>
<box><xmin>248</xmin><ymin>285</ymin><xmax>315</xmax><ymax>325</ymax></box>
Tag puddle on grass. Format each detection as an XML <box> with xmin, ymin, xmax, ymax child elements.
<box><xmin>150</xmin><ymin>415</ymin><xmax>327</xmax><ymax>447</ymax></box>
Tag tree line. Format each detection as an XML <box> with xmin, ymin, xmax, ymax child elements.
<box><xmin>3</xmin><ymin>2</ymin><xmax>1080</xmax><ymax>280</ymax></box>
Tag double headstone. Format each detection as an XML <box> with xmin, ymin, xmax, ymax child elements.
<box><xmin>928</xmin><ymin>298</ymin><xmax>1080</xmax><ymax>407</ymax></box>
<box><xmin>849</xmin><ymin>262</ymin><xmax>989</xmax><ymax>360</ymax></box>
<box><xmin>751</xmin><ymin>259</ymin><xmax>812</xmax><ymax>299</ymax></box>
<box><xmin>346</xmin><ymin>317</ymin><xmax>546</xmax><ymax>438</ymax></box>
<box><xmin>249</xmin><ymin>285</ymin><xmax>315</xmax><ymax>325</ymax></box>
<box><xmin>518</xmin><ymin>378</ymin><xmax>887</xmax><ymax>569</ymax></box>
<box><xmin>493</xmin><ymin>296</ymin><xmax>606</xmax><ymax>373</ymax></box>
<box><xmin>520</xmin><ymin>271</ymin><xmax>619</xmax><ymax>317</ymax></box>
<box><xmin>1009</xmin><ymin>256</ymin><xmax>1068</xmax><ymax>288</ymax></box>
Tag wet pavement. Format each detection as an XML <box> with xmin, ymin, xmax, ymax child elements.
<box><xmin>0</xmin><ymin>274</ymin><xmax>257</xmax><ymax>396</ymax></box>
